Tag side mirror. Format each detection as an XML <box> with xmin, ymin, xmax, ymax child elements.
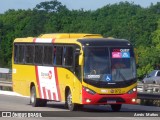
<box><xmin>74</xmin><ymin>48</ymin><xmax>83</xmax><ymax>66</ymax></box>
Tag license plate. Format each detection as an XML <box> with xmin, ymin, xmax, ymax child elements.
<box><xmin>107</xmin><ymin>100</ymin><xmax>116</xmax><ymax>103</ymax></box>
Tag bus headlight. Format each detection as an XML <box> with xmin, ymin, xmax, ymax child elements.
<box><xmin>83</xmin><ymin>87</ymin><xmax>96</xmax><ymax>95</ymax></box>
<box><xmin>127</xmin><ymin>88</ymin><xmax>137</xmax><ymax>94</ymax></box>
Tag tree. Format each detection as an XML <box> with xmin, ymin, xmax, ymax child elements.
<box><xmin>151</xmin><ymin>19</ymin><xmax>160</xmax><ymax>69</ymax></box>
<box><xmin>0</xmin><ymin>0</ymin><xmax>160</xmax><ymax>71</ymax></box>
<box><xmin>34</xmin><ymin>0</ymin><xmax>68</xmax><ymax>13</ymax></box>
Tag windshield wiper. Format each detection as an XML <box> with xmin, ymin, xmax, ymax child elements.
<box><xmin>118</xmin><ymin>69</ymin><xmax>126</xmax><ymax>81</ymax></box>
<box><xmin>114</xmin><ymin>68</ymin><xmax>126</xmax><ymax>82</ymax></box>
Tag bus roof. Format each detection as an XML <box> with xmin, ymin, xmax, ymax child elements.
<box><xmin>14</xmin><ymin>33</ymin><xmax>103</xmax><ymax>43</ymax></box>
<box><xmin>13</xmin><ymin>33</ymin><xmax>131</xmax><ymax>47</ymax></box>
<box><xmin>78</xmin><ymin>38</ymin><xmax>131</xmax><ymax>47</ymax></box>
<box><xmin>39</xmin><ymin>33</ymin><xmax>103</xmax><ymax>39</ymax></box>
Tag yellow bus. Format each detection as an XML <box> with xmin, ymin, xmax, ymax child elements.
<box><xmin>12</xmin><ymin>33</ymin><xmax>137</xmax><ymax>111</ymax></box>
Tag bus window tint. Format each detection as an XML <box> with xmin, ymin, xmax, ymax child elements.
<box><xmin>64</xmin><ymin>47</ymin><xmax>73</xmax><ymax>66</ymax></box>
<box><xmin>111</xmin><ymin>48</ymin><xmax>136</xmax><ymax>81</ymax></box>
<box><xmin>84</xmin><ymin>47</ymin><xmax>110</xmax><ymax>81</ymax></box>
<box><xmin>53</xmin><ymin>46</ymin><xmax>56</xmax><ymax>65</ymax></box>
<box><xmin>43</xmin><ymin>45</ymin><xmax>53</xmax><ymax>65</ymax></box>
<box><xmin>35</xmin><ymin>45</ymin><xmax>43</xmax><ymax>64</ymax></box>
<box><xmin>25</xmin><ymin>45</ymin><xmax>34</xmax><ymax>64</ymax></box>
<box><xmin>55</xmin><ymin>46</ymin><xmax>63</xmax><ymax>65</ymax></box>
<box><xmin>18</xmin><ymin>45</ymin><xmax>25</xmax><ymax>63</ymax></box>
<box><xmin>14</xmin><ymin>45</ymin><xmax>18</xmax><ymax>63</ymax></box>
<box><xmin>75</xmin><ymin>48</ymin><xmax>81</xmax><ymax>80</ymax></box>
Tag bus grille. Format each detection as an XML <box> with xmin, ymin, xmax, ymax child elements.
<box><xmin>98</xmin><ymin>97</ymin><xmax>125</xmax><ymax>103</ymax></box>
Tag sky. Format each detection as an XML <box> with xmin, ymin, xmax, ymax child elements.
<box><xmin>0</xmin><ymin>0</ymin><xmax>159</xmax><ymax>13</ymax></box>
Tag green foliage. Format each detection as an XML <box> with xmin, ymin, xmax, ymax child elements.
<box><xmin>0</xmin><ymin>0</ymin><xmax>160</xmax><ymax>79</ymax></box>
<box><xmin>34</xmin><ymin>0</ymin><xmax>68</xmax><ymax>13</ymax></box>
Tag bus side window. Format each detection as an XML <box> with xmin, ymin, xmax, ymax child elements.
<box><xmin>64</xmin><ymin>46</ymin><xmax>73</xmax><ymax>67</ymax></box>
<box><xmin>35</xmin><ymin>45</ymin><xmax>43</xmax><ymax>65</ymax></box>
<box><xmin>53</xmin><ymin>46</ymin><xmax>56</xmax><ymax>65</ymax></box>
<box><xmin>55</xmin><ymin>46</ymin><xmax>63</xmax><ymax>66</ymax></box>
<box><xmin>18</xmin><ymin>45</ymin><xmax>25</xmax><ymax>63</ymax></box>
<box><xmin>43</xmin><ymin>45</ymin><xmax>53</xmax><ymax>65</ymax></box>
<box><xmin>14</xmin><ymin>44</ymin><xmax>19</xmax><ymax>63</ymax></box>
<box><xmin>25</xmin><ymin>45</ymin><xmax>34</xmax><ymax>64</ymax></box>
<box><xmin>75</xmin><ymin>53</ymin><xmax>81</xmax><ymax>80</ymax></box>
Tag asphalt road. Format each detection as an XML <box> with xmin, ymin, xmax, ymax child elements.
<box><xmin>0</xmin><ymin>93</ymin><xmax>160</xmax><ymax>120</ymax></box>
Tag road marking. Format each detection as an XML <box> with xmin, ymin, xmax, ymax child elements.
<box><xmin>0</xmin><ymin>90</ymin><xmax>29</xmax><ymax>98</ymax></box>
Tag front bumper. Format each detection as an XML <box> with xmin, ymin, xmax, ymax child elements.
<box><xmin>82</xmin><ymin>88</ymin><xmax>137</xmax><ymax>105</ymax></box>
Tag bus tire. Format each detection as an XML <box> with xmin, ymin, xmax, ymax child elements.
<box><xmin>30</xmin><ymin>86</ymin><xmax>47</xmax><ymax>107</ymax></box>
<box><xmin>111</xmin><ymin>104</ymin><xmax>122</xmax><ymax>112</ymax></box>
<box><xmin>66</xmin><ymin>90</ymin><xmax>77</xmax><ymax>111</ymax></box>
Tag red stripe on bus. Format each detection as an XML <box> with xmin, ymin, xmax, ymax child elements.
<box><xmin>54</xmin><ymin>67</ymin><xmax>61</xmax><ymax>101</ymax></box>
<box><xmin>33</xmin><ymin>38</ymin><xmax>36</xmax><ymax>42</ymax></box>
<box><xmin>35</xmin><ymin>66</ymin><xmax>42</xmax><ymax>98</ymax></box>
<box><xmin>42</xmin><ymin>87</ymin><xmax>47</xmax><ymax>99</ymax></box>
<box><xmin>48</xmin><ymin>90</ymin><xmax>52</xmax><ymax>100</ymax></box>
<box><xmin>53</xmin><ymin>93</ymin><xmax>57</xmax><ymax>100</ymax></box>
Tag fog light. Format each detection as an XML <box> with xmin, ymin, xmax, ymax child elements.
<box><xmin>132</xmin><ymin>98</ymin><xmax>136</xmax><ymax>102</ymax></box>
<box><xmin>86</xmin><ymin>99</ymin><xmax>91</xmax><ymax>103</ymax></box>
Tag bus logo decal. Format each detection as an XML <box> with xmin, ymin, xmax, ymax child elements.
<box><xmin>40</xmin><ymin>70</ymin><xmax>52</xmax><ymax>79</ymax></box>
<box><xmin>48</xmin><ymin>70</ymin><xmax>52</xmax><ymax>79</ymax></box>
<box><xmin>35</xmin><ymin>66</ymin><xmax>61</xmax><ymax>101</ymax></box>
<box><xmin>110</xmin><ymin>89</ymin><xmax>114</xmax><ymax>93</ymax></box>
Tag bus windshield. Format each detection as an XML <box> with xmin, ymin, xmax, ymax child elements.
<box><xmin>84</xmin><ymin>47</ymin><xmax>136</xmax><ymax>82</ymax></box>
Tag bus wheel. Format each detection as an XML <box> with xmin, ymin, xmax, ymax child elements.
<box><xmin>66</xmin><ymin>90</ymin><xmax>77</xmax><ymax>111</ymax></box>
<box><xmin>111</xmin><ymin>104</ymin><xmax>122</xmax><ymax>112</ymax></box>
<box><xmin>30</xmin><ymin>86</ymin><xmax>41</xmax><ymax>107</ymax></box>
